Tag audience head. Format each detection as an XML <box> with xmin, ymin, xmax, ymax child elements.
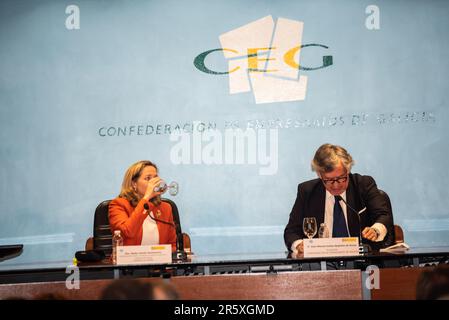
<box><xmin>100</xmin><ymin>278</ymin><xmax>180</xmax><ymax>300</ymax></box>
<box><xmin>101</xmin><ymin>278</ymin><xmax>155</xmax><ymax>300</ymax></box>
<box><xmin>416</xmin><ymin>264</ymin><xmax>449</xmax><ymax>300</ymax></box>
<box><xmin>152</xmin><ymin>280</ymin><xmax>180</xmax><ymax>300</ymax></box>
<box><xmin>34</xmin><ymin>292</ymin><xmax>67</xmax><ymax>300</ymax></box>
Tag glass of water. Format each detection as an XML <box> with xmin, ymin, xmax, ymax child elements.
<box><xmin>303</xmin><ymin>217</ymin><xmax>317</xmax><ymax>239</ymax></box>
<box><xmin>154</xmin><ymin>181</ymin><xmax>179</xmax><ymax>196</ymax></box>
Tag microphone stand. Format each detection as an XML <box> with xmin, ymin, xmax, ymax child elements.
<box><xmin>143</xmin><ymin>203</ymin><xmax>188</xmax><ymax>262</ymax></box>
<box><xmin>335</xmin><ymin>196</ymin><xmax>371</xmax><ymax>254</ymax></box>
<box><xmin>173</xmin><ymin>226</ymin><xmax>187</xmax><ymax>262</ymax></box>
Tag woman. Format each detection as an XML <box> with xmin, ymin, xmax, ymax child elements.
<box><xmin>109</xmin><ymin>160</ymin><xmax>177</xmax><ymax>251</ymax></box>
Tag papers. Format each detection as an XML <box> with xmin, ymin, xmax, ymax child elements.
<box><xmin>379</xmin><ymin>242</ymin><xmax>410</xmax><ymax>253</ymax></box>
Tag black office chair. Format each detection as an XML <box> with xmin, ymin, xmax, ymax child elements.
<box><xmin>85</xmin><ymin>199</ymin><xmax>190</xmax><ymax>256</ymax></box>
<box><xmin>0</xmin><ymin>244</ymin><xmax>23</xmax><ymax>262</ymax></box>
<box><xmin>378</xmin><ymin>189</ymin><xmax>404</xmax><ymax>245</ymax></box>
<box><xmin>92</xmin><ymin>200</ymin><xmax>114</xmax><ymax>256</ymax></box>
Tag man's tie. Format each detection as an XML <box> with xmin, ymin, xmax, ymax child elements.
<box><xmin>333</xmin><ymin>196</ymin><xmax>349</xmax><ymax>237</ymax></box>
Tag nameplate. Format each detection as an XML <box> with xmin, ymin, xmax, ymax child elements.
<box><xmin>303</xmin><ymin>237</ymin><xmax>360</xmax><ymax>258</ymax></box>
<box><xmin>116</xmin><ymin>244</ymin><xmax>172</xmax><ymax>265</ymax></box>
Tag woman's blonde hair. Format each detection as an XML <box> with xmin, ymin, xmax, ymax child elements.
<box><xmin>119</xmin><ymin>160</ymin><xmax>159</xmax><ymax>207</ymax></box>
<box><xmin>311</xmin><ymin>143</ymin><xmax>354</xmax><ymax>174</ymax></box>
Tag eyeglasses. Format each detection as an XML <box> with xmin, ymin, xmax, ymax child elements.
<box><xmin>321</xmin><ymin>175</ymin><xmax>348</xmax><ymax>185</ymax></box>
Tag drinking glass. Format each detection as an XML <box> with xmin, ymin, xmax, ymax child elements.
<box><xmin>154</xmin><ymin>181</ymin><xmax>179</xmax><ymax>196</ymax></box>
<box><xmin>303</xmin><ymin>217</ymin><xmax>317</xmax><ymax>239</ymax></box>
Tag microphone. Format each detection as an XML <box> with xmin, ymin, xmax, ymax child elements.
<box><xmin>335</xmin><ymin>195</ymin><xmax>370</xmax><ymax>253</ymax></box>
<box><xmin>143</xmin><ymin>203</ymin><xmax>174</xmax><ymax>226</ymax></box>
<box><xmin>335</xmin><ymin>195</ymin><xmax>365</xmax><ymax>217</ymax></box>
<box><xmin>143</xmin><ymin>203</ymin><xmax>187</xmax><ymax>261</ymax></box>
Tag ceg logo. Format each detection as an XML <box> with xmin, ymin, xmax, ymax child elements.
<box><xmin>194</xmin><ymin>16</ymin><xmax>333</xmax><ymax>104</ymax></box>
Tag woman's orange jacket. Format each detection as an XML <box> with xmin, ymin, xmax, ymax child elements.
<box><xmin>108</xmin><ymin>197</ymin><xmax>177</xmax><ymax>251</ymax></box>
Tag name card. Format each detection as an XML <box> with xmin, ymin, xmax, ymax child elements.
<box><xmin>303</xmin><ymin>237</ymin><xmax>360</xmax><ymax>258</ymax></box>
<box><xmin>116</xmin><ymin>244</ymin><xmax>172</xmax><ymax>265</ymax></box>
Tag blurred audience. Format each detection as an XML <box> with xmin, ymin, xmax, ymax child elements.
<box><xmin>100</xmin><ymin>278</ymin><xmax>179</xmax><ymax>300</ymax></box>
<box><xmin>34</xmin><ymin>292</ymin><xmax>67</xmax><ymax>300</ymax></box>
<box><xmin>152</xmin><ymin>280</ymin><xmax>179</xmax><ymax>300</ymax></box>
<box><xmin>101</xmin><ymin>278</ymin><xmax>155</xmax><ymax>300</ymax></box>
<box><xmin>416</xmin><ymin>264</ymin><xmax>449</xmax><ymax>300</ymax></box>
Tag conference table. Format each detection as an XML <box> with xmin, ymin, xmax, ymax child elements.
<box><xmin>0</xmin><ymin>246</ymin><xmax>448</xmax><ymax>300</ymax></box>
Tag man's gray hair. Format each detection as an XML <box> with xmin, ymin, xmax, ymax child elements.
<box><xmin>311</xmin><ymin>143</ymin><xmax>354</xmax><ymax>173</ymax></box>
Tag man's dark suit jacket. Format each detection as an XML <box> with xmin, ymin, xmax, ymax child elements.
<box><xmin>284</xmin><ymin>173</ymin><xmax>394</xmax><ymax>251</ymax></box>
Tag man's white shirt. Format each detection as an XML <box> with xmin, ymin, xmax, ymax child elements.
<box><xmin>291</xmin><ymin>190</ymin><xmax>387</xmax><ymax>254</ymax></box>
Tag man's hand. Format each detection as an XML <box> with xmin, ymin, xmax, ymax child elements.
<box><xmin>291</xmin><ymin>241</ymin><xmax>305</xmax><ymax>259</ymax></box>
<box><xmin>295</xmin><ymin>242</ymin><xmax>304</xmax><ymax>255</ymax></box>
<box><xmin>362</xmin><ymin>227</ymin><xmax>378</xmax><ymax>241</ymax></box>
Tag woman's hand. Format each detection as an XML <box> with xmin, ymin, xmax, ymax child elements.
<box><xmin>142</xmin><ymin>177</ymin><xmax>162</xmax><ymax>201</ymax></box>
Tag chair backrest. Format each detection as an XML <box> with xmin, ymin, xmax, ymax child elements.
<box><xmin>394</xmin><ymin>224</ymin><xmax>404</xmax><ymax>244</ymax></box>
<box><xmin>92</xmin><ymin>198</ymin><xmax>183</xmax><ymax>256</ymax></box>
<box><xmin>93</xmin><ymin>200</ymin><xmax>113</xmax><ymax>256</ymax></box>
<box><xmin>378</xmin><ymin>189</ymin><xmax>404</xmax><ymax>245</ymax></box>
<box><xmin>161</xmin><ymin>198</ymin><xmax>182</xmax><ymax>234</ymax></box>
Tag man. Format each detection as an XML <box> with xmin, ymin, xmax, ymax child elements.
<box><xmin>284</xmin><ymin>143</ymin><xmax>394</xmax><ymax>255</ymax></box>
